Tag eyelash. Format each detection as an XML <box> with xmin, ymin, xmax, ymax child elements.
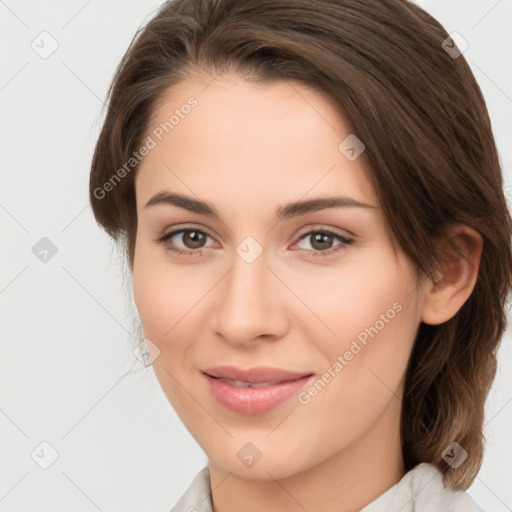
<box><xmin>154</xmin><ymin>226</ymin><xmax>354</xmax><ymax>258</ymax></box>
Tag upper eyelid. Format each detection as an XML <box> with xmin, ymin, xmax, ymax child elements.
<box><xmin>161</xmin><ymin>224</ymin><xmax>217</xmax><ymax>243</ymax></box>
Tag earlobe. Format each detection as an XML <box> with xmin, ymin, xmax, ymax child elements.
<box><xmin>420</xmin><ymin>225</ymin><xmax>483</xmax><ymax>326</ymax></box>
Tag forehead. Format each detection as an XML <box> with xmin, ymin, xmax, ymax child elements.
<box><xmin>135</xmin><ymin>71</ymin><xmax>378</xmax><ymax>213</ymax></box>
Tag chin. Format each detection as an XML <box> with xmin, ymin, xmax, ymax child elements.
<box><xmin>205</xmin><ymin>438</ymin><xmax>314</xmax><ymax>481</ymax></box>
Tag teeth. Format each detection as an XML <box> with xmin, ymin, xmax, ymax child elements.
<box><xmin>216</xmin><ymin>377</ymin><xmax>282</xmax><ymax>387</ymax></box>
<box><xmin>249</xmin><ymin>380</ymin><xmax>281</xmax><ymax>388</ymax></box>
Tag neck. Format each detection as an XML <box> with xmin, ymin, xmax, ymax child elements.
<box><xmin>208</xmin><ymin>395</ymin><xmax>405</xmax><ymax>512</ymax></box>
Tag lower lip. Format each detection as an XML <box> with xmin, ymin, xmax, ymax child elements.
<box><xmin>202</xmin><ymin>372</ymin><xmax>314</xmax><ymax>415</ymax></box>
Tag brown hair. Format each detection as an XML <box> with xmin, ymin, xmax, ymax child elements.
<box><xmin>89</xmin><ymin>0</ymin><xmax>512</xmax><ymax>489</ymax></box>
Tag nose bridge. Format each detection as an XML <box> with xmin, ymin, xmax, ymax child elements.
<box><xmin>214</xmin><ymin>237</ymin><xmax>285</xmax><ymax>344</ymax></box>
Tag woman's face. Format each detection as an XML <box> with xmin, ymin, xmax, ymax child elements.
<box><xmin>132</xmin><ymin>71</ymin><xmax>429</xmax><ymax>480</ymax></box>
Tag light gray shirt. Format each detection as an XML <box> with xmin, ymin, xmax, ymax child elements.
<box><xmin>170</xmin><ymin>462</ymin><xmax>484</xmax><ymax>511</ymax></box>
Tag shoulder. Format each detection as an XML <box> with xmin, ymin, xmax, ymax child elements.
<box><xmin>170</xmin><ymin>466</ymin><xmax>212</xmax><ymax>512</ymax></box>
<box><xmin>362</xmin><ymin>462</ymin><xmax>485</xmax><ymax>512</ymax></box>
<box><xmin>171</xmin><ymin>463</ymin><xmax>486</xmax><ymax>512</ymax></box>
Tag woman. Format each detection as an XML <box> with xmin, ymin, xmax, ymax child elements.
<box><xmin>89</xmin><ymin>0</ymin><xmax>512</xmax><ymax>510</ymax></box>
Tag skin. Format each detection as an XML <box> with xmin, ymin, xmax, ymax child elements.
<box><xmin>131</xmin><ymin>70</ymin><xmax>483</xmax><ymax>512</ymax></box>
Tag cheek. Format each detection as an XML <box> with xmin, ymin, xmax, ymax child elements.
<box><xmin>132</xmin><ymin>240</ymin><xmax>196</xmax><ymax>339</ymax></box>
<box><xmin>132</xmin><ymin>262</ymin><xmax>169</xmax><ymax>338</ymax></box>
<box><xmin>132</xmin><ymin>247</ymin><xmax>200</xmax><ymax>412</ymax></box>
<box><xmin>303</xmin><ymin>251</ymin><xmax>419</xmax><ymax>403</ymax></box>
<box><xmin>296</xmin><ymin>254</ymin><xmax>413</xmax><ymax>352</ymax></box>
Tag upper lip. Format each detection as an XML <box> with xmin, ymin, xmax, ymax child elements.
<box><xmin>202</xmin><ymin>366</ymin><xmax>313</xmax><ymax>383</ymax></box>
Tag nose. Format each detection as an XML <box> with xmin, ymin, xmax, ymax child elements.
<box><xmin>213</xmin><ymin>243</ymin><xmax>288</xmax><ymax>347</ymax></box>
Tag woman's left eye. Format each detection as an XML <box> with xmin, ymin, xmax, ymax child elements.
<box><xmin>154</xmin><ymin>227</ymin><xmax>353</xmax><ymax>258</ymax></box>
<box><xmin>294</xmin><ymin>230</ymin><xmax>354</xmax><ymax>256</ymax></box>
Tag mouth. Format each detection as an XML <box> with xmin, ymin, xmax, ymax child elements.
<box><xmin>206</xmin><ymin>376</ymin><xmax>301</xmax><ymax>388</ymax></box>
<box><xmin>201</xmin><ymin>366</ymin><xmax>314</xmax><ymax>415</ymax></box>
<box><xmin>201</xmin><ymin>365</ymin><xmax>312</xmax><ymax>383</ymax></box>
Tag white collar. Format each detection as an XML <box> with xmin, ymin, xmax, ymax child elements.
<box><xmin>171</xmin><ymin>462</ymin><xmax>484</xmax><ymax>511</ymax></box>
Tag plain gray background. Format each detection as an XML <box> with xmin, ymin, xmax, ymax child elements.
<box><xmin>1</xmin><ymin>0</ymin><xmax>511</xmax><ymax>510</ymax></box>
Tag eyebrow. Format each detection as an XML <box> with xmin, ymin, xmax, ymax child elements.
<box><xmin>143</xmin><ymin>191</ymin><xmax>378</xmax><ymax>222</ymax></box>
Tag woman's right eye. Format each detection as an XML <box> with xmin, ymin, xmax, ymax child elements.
<box><xmin>154</xmin><ymin>228</ymin><xmax>215</xmax><ymax>257</ymax></box>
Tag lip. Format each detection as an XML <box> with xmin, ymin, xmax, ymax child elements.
<box><xmin>201</xmin><ymin>366</ymin><xmax>314</xmax><ymax>415</ymax></box>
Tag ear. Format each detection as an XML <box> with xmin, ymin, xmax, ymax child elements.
<box><xmin>421</xmin><ymin>224</ymin><xmax>483</xmax><ymax>325</ymax></box>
